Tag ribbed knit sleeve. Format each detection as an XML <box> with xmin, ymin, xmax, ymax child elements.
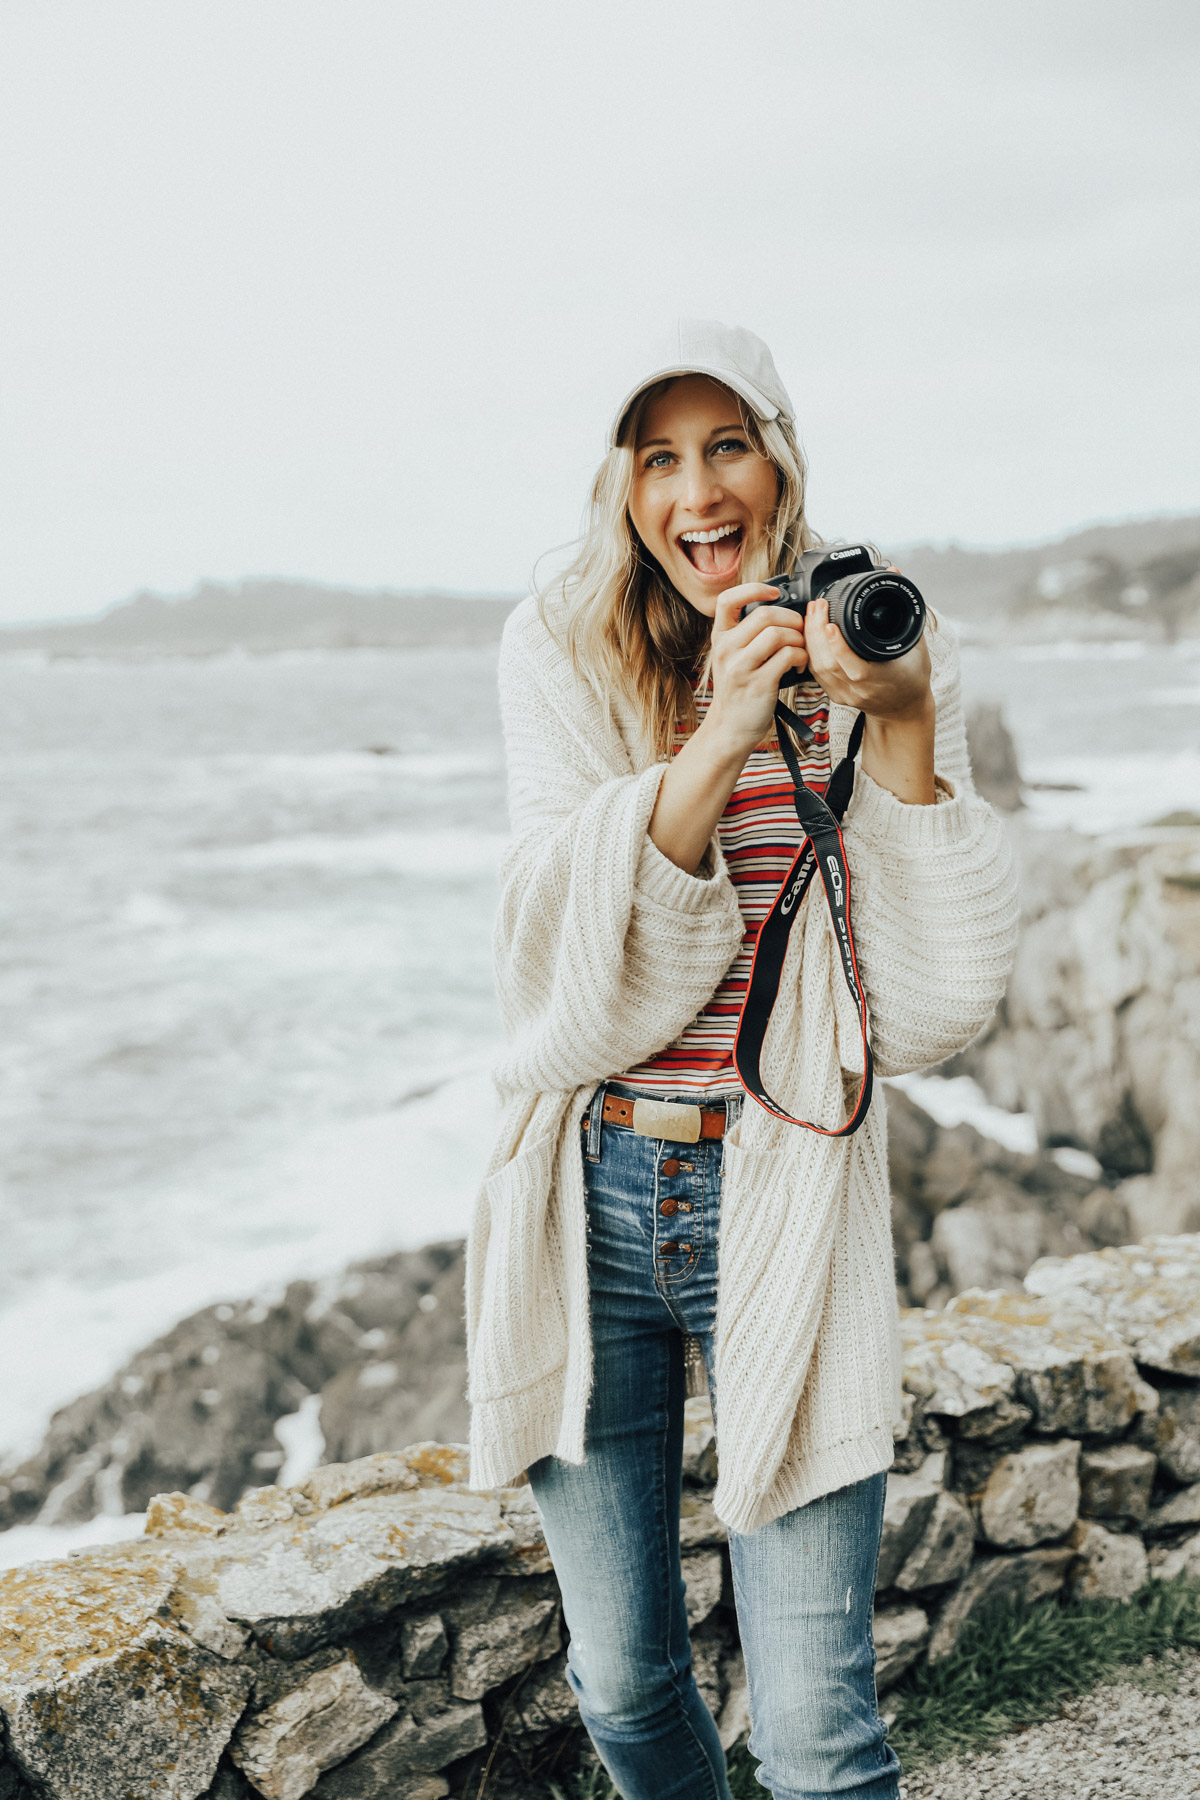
<box><xmin>832</xmin><ymin>621</ymin><xmax>1019</xmax><ymax>1076</ymax></box>
<box><xmin>491</xmin><ymin>600</ymin><xmax>744</xmax><ymax>1096</ymax></box>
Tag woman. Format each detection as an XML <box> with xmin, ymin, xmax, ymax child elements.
<box><xmin>466</xmin><ymin>319</ymin><xmax>1018</xmax><ymax>1799</ymax></box>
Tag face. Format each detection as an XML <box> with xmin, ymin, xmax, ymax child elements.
<box><xmin>627</xmin><ymin>374</ymin><xmax>780</xmax><ymax>617</ymax></box>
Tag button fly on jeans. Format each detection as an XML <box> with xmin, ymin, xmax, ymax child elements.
<box><xmin>659</xmin><ymin>1241</ymin><xmax>679</xmax><ymax>1255</ymax></box>
<box><xmin>659</xmin><ymin>1199</ymin><xmax>678</xmax><ymax>1217</ymax></box>
<box><xmin>661</xmin><ymin>1157</ymin><xmax>680</xmax><ymax>1177</ymax></box>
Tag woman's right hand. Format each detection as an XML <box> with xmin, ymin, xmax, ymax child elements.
<box><xmin>705</xmin><ymin>585</ymin><xmax>809</xmax><ymax>758</ymax></box>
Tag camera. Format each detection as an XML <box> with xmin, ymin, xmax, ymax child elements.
<box><xmin>744</xmin><ymin>545</ymin><xmax>926</xmax><ymax>680</ymax></box>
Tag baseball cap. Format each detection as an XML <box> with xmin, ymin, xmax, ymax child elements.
<box><xmin>606</xmin><ymin>318</ymin><xmax>795</xmax><ymax>451</ymax></box>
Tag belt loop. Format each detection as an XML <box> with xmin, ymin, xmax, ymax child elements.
<box><xmin>725</xmin><ymin>1091</ymin><xmax>743</xmax><ymax>1133</ymax></box>
<box><xmin>586</xmin><ymin>1082</ymin><xmax>607</xmax><ymax>1163</ymax></box>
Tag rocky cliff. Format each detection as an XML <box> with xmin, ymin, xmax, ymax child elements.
<box><xmin>6</xmin><ymin>1234</ymin><xmax>1200</xmax><ymax>1800</ymax></box>
<box><xmin>958</xmin><ymin>816</ymin><xmax>1200</xmax><ymax>1243</ymax></box>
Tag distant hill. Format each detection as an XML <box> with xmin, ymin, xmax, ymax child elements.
<box><xmin>893</xmin><ymin>513</ymin><xmax>1200</xmax><ymax>641</ymax></box>
<box><xmin>0</xmin><ymin>580</ymin><xmax>521</xmax><ymax>655</ymax></box>
<box><xmin>3</xmin><ymin>512</ymin><xmax>1198</xmax><ymax>654</ymax></box>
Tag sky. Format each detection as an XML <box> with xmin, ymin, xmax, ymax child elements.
<box><xmin>1</xmin><ymin>0</ymin><xmax>1198</xmax><ymax>622</ymax></box>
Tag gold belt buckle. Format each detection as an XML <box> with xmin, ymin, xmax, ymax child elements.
<box><xmin>631</xmin><ymin>1097</ymin><xmax>702</xmax><ymax>1144</ymax></box>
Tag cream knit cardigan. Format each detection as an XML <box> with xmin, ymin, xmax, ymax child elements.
<box><xmin>466</xmin><ymin>595</ymin><xmax>1018</xmax><ymax>1534</ymax></box>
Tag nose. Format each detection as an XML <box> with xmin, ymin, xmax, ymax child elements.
<box><xmin>680</xmin><ymin>452</ymin><xmax>723</xmax><ymax>514</ymax></box>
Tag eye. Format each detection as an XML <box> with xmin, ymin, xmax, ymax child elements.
<box><xmin>713</xmin><ymin>437</ymin><xmax>748</xmax><ymax>456</ymax></box>
<box><xmin>643</xmin><ymin>450</ymin><xmax>674</xmax><ymax>470</ymax></box>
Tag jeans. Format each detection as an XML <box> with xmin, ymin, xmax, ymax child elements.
<box><xmin>528</xmin><ymin>1084</ymin><xmax>901</xmax><ymax>1800</ymax></box>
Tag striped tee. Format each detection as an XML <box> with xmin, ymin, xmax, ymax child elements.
<box><xmin>622</xmin><ymin>675</ymin><xmax>832</xmax><ymax>1096</ymax></box>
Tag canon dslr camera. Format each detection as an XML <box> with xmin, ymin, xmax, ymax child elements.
<box><xmin>745</xmin><ymin>545</ymin><xmax>925</xmax><ymax>683</ymax></box>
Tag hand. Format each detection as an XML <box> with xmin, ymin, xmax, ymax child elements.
<box><xmin>803</xmin><ymin>593</ymin><xmax>933</xmax><ymax>724</ymax></box>
<box><xmin>705</xmin><ymin>584</ymin><xmax>809</xmax><ymax>758</ymax></box>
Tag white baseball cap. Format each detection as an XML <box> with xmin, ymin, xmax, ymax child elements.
<box><xmin>606</xmin><ymin>318</ymin><xmax>795</xmax><ymax>450</ymax></box>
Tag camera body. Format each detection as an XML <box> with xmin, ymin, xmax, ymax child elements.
<box><xmin>746</xmin><ymin>545</ymin><xmax>926</xmax><ymax>679</ymax></box>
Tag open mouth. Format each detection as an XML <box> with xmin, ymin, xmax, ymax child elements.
<box><xmin>679</xmin><ymin>522</ymin><xmax>744</xmax><ymax>577</ymax></box>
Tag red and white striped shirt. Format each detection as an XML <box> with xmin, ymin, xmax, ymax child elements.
<box><xmin>622</xmin><ymin>675</ymin><xmax>832</xmax><ymax>1096</ymax></box>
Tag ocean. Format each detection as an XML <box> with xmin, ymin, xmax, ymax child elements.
<box><xmin>1</xmin><ymin>631</ymin><xmax>1198</xmax><ymax>1465</ymax></box>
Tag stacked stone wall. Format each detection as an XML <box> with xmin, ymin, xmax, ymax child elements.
<box><xmin>7</xmin><ymin>1234</ymin><xmax>1200</xmax><ymax>1800</ymax></box>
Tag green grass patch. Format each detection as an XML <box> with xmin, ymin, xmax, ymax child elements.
<box><xmin>889</xmin><ymin>1578</ymin><xmax>1200</xmax><ymax>1772</ymax></box>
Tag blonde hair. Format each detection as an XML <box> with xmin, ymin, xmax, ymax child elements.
<box><xmin>537</xmin><ymin>379</ymin><xmax>817</xmax><ymax>760</ymax></box>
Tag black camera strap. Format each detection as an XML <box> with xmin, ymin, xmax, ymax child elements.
<box><xmin>733</xmin><ymin>706</ymin><xmax>874</xmax><ymax>1136</ymax></box>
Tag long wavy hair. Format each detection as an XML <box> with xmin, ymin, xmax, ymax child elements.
<box><xmin>537</xmin><ymin>378</ymin><xmax>817</xmax><ymax>759</ymax></box>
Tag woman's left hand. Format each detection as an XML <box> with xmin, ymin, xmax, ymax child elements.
<box><xmin>803</xmin><ymin>593</ymin><xmax>933</xmax><ymax>723</ymax></box>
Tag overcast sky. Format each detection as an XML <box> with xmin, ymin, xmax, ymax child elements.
<box><xmin>2</xmin><ymin>1</ymin><xmax>1198</xmax><ymax>622</ymax></box>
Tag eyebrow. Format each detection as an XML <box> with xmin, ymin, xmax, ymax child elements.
<box><xmin>637</xmin><ymin>423</ymin><xmax>745</xmax><ymax>450</ymax></box>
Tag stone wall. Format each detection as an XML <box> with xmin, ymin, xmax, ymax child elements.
<box><xmin>7</xmin><ymin>1234</ymin><xmax>1200</xmax><ymax>1799</ymax></box>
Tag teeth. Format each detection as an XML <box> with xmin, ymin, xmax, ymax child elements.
<box><xmin>680</xmin><ymin>524</ymin><xmax>740</xmax><ymax>544</ymax></box>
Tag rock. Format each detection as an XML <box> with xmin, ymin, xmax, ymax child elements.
<box><xmin>236</xmin><ymin>1486</ymin><xmax>312</xmax><ymax>1527</ymax></box>
<box><xmin>173</xmin><ymin>1580</ymin><xmax>251</xmax><ymax>1659</ymax></box>
<box><xmin>231</xmin><ymin>1660</ymin><xmax>397</xmax><ymax>1800</ymax></box>
<box><xmin>1152</xmin><ymin>1529</ymin><xmax>1200</xmax><ymax>1582</ymax></box>
<box><xmin>309</xmin><ymin>1697</ymin><xmax>485</xmax><ymax>1795</ymax></box>
<box><xmin>506</xmin><ymin>1650</ymin><xmax>578</xmax><ymax>1739</ymax></box>
<box><xmin>445</xmin><ymin>1575</ymin><xmax>560</xmax><ymax>1701</ymax></box>
<box><xmin>689</xmin><ymin>1621</ymin><xmax>726</xmax><ymax>1720</ymax></box>
<box><xmin>978</xmin><ymin>1441</ymin><xmax>1081</xmax><ymax>1548</ymax></box>
<box><xmin>147</xmin><ymin>1491</ymin><xmax>231</xmax><ymax>1537</ymax></box>
<box><xmin>928</xmin><ymin>1547</ymin><xmax>1074</xmax><ymax>1660</ymax></box>
<box><xmin>931</xmin><ymin>1203</ymin><xmax>1047</xmax><ymax>1296</ymax></box>
<box><xmin>1134</xmin><ymin>1382</ymin><xmax>1200</xmax><ymax>1483</ymax></box>
<box><xmin>298</xmin><ymin>1455</ymin><xmax>418</xmax><ymax>1509</ymax></box>
<box><xmin>0</xmin><ymin>1242</ymin><xmax>466</xmax><ymax>1530</ymax></box>
<box><xmin>877</xmin><ymin>1473</ymin><xmax>939</xmax><ymax>1589</ymax></box>
<box><xmin>680</xmin><ymin>1549</ymin><xmax>723</xmax><ymax>1628</ymax></box>
<box><xmin>682</xmin><ymin>1396</ymin><xmax>718</xmax><ymax>1484</ymax></box>
<box><xmin>958</xmin><ymin>838</ymin><xmax>1200</xmax><ymax>1187</ymax></box>
<box><xmin>0</xmin><ymin>1546</ymin><xmax>250</xmax><ymax>1800</ymax></box>
<box><xmin>0</xmin><ymin>1762</ymin><xmax>35</xmax><ymax>1800</ymax></box>
<box><xmin>1145</xmin><ymin>1481</ymin><xmax>1200</xmax><ymax>1536</ymax></box>
<box><xmin>497</xmin><ymin>1484</ymin><xmax>553</xmax><ymax>1574</ymax></box>
<box><xmin>895</xmin><ymin>1492</ymin><xmax>975</xmax><ymax>1591</ymax></box>
<box><xmin>941</xmin><ymin>1290</ymin><xmax>1157</xmax><ymax>1436</ymax></box>
<box><xmin>206</xmin><ymin>1759</ymin><xmax>253</xmax><ymax>1799</ymax></box>
<box><xmin>216</xmin><ymin>1488</ymin><xmax>513</xmax><ymax>1657</ymax></box>
<box><xmin>317</xmin><ymin>1255</ymin><xmax>468</xmax><ymax>1468</ymax></box>
<box><xmin>900</xmin><ymin>1309</ymin><xmax>1026</xmax><ymax>1439</ymax></box>
<box><xmin>401</xmin><ymin>1613</ymin><xmax>447</xmax><ymax>1680</ymax></box>
<box><xmin>1025</xmin><ymin>1237</ymin><xmax>1200</xmax><ymax>1377</ymax></box>
<box><xmin>966</xmin><ymin>702</ymin><xmax>1024</xmax><ymax>812</ymax></box>
<box><xmin>1066</xmin><ymin>1521</ymin><xmax>1148</xmax><ymax>1602</ymax></box>
<box><xmin>1078</xmin><ymin>1444</ymin><xmax>1157</xmax><ymax>1524</ymax></box>
<box><xmin>716</xmin><ymin>1648</ymin><xmax>750</xmax><ymax>1751</ymax></box>
<box><xmin>874</xmin><ymin>1604</ymin><xmax>930</xmax><ymax>1691</ymax></box>
<box><xmin>679</xmin><ymin>1491</ymin><xmax>728</xmax><ymax>1549</ymax></box>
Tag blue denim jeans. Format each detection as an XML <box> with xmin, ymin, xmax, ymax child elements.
<box><xmin>528</xmin><ymin>1084</ymin><xmax>900</xmax><ymax>1800</ymax></box>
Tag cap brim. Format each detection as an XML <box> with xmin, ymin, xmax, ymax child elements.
<box><xmin>606</xmin><ymin>365</ymin><xmax>782</xmax><ymax>451</ymax></box>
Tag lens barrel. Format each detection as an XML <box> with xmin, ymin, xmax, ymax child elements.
<box><xmin>827</xmin><ymin>570</ymin><xmax>925</xmax><ymax>661</ymax></box>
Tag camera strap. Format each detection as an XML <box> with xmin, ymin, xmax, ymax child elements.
<box><xmin>732</xmin><ymin>706</ymin><xmax>874</xmax><ymax>1136</ymax></box>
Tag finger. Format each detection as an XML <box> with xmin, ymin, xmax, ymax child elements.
<box><xmin>713</xmin><ymin>584</ymin><xmax>781</xmax><ymax>636</ymax></box>
<box><xmin>720</xmin><ymin>603</ymin><xmax>807</xmax><ymax>653</ymax></box>
<box><xmin>729</xmin><ymin>624</ymin><xmax>806</xmax><ymax>672</ymax></box>
<box><xmin>809</xmin><ymin>595</ymin><xmax>870</xmax><ymax>681</ymax></box>
<box><xmin>763</xmin><ymin>643</ymin><xmax>809</xmax><ymax>681</ymax></box>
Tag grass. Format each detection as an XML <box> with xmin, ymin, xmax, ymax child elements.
<box><xmin>888</xmin><ymin>1577</ymin><xmax>1200</xmax><ymax>1772</ymax></box>
<box><xmin>472</xmin><ymin>1580</ymin><xmax>1200</xmax><ymax>1796</ymax></box>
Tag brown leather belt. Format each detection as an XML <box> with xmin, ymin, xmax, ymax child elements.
<box><xmin>582</xmin><ymin>1094</ymin><xmax>728</xmax><ymax>1143</ymax></box>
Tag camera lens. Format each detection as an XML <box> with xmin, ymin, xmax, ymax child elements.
<box><xmin>861</xmin><ymin>590</ymin><xmax>912</xmax><ymax>643</ymax></box>
<box><xmin>828</xmin><ymin>572</ymin><xmax>925</xmax><ymax>661</ymax></box>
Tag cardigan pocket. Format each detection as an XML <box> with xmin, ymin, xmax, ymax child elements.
<box><xmin>470</xmin><ymin>1132</ymin><xmax>569</xmax><ymax>1403</ymax></box>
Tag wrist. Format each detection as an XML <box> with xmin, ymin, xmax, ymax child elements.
<box><xmin>697</xmin><ymin>703</ymin><xmax>757</xmax><ymax>772</ymax></box>
<box><xmin>864</xmin><ymin>690</ymin><xmax>935</xmax><ymax>735</ymax></box>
